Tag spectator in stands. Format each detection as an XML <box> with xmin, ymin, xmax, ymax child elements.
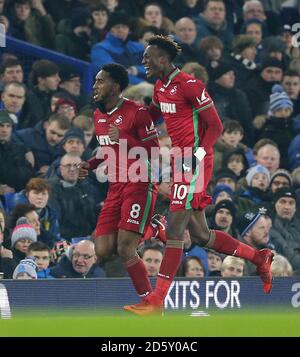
<box><xmin>173</xmin><ymin>17</ymin><xmax>201</xmax><ymax>67</ymax></box>
<box><xmin>229</xmin><ymin>35</ymin><xmax>258</xmax><ymax>91</ymax></box>
<box><xmin>50</xmin><ymin>240</ymin><xmax>106</xmax><ymax>278</ymax></box>
<box><xmin>16</xmin><ymin>113</ymin><xmax>71</xmax><ymax>174</ymax></box>
<box><xmin>269</xmin><ymin>169</ymin><xmax>293</xmax><ymax>194</ymax></box>
<box><xmin>271</xmin><ymin>254</ymin><xmax>293</xmax><ymax>277</ymax></box>
<box><xmin>279</xmin><ymin>24</ymin><xmax>300</xmax><ymax>61</ymax></box>
<box><xmin>26</xmin><ymin>241</ymin><xmax>54</xmax><ymax>279</ymax></box>
<box><xmin>44</xmin><ymin>0</ymin><xmax>86</xmax><ymax>23</ymax></box>
<box><xmin>282</xmin><ymin>70</ymin><xmax>300</xmax><ymax>116</ymax></box>
<box><xmin>181</xmin><ymin>256</ymin><xmax>205</xmax><ymax>277</ymax></box>
<box><xmin>244</xmin><ymin>18</ymin><xmax>263</xmax><ymax>64</ymax></box>
<box><xmin>207</xmin><ymin>249</ymin><xmax>223</xmax><ymax>276</ymax></box>
<box><xmin>137</xmin><ymin>25</ymin><xmax>160</xmax><ymax>48</ymax></box>
<box><xmin>270</xmin><ymin>187</ymin><xmax>300</xmax><ymax>271</ymax></box>
<box><xmin>142</xmin><ymin>2</ymin><xmax>175</xmax><ymax>36</ymax></box>
<box><xmin>50</xmin><ymin>240</ymin><xmax>71</xmax><ymax>265</ymax></box>
<box><xmin>260</xmin><ymin>36</ymin><xmax>290</xmax><ymax>70</ymax></box>
<box><xmin>238</xmin><ymin>164</ymin><xmax>271</xmax><ymax>212</ymax></box>
<box><xmin>213</xmin><ymin>168</ymin><xmax>238</xmax><ymax>192</ymax></box>
<box><xmin>214</xmin><ymin>120</ymin><xmax>250</xmax><ymax>174</ymax></box>
<box><xmin>0</xmin><ymin>81</ymin><xmax>26</xmax><ymax>128</ymax></box>
<box><xmin>254</xmin><ymin>84</ymin><xmax>296</xmax><ymax>168</ymax></box>
<box><xmin>181</xmin><ymin>62</ymin><xmax>209</xmax><ymax>84</ymax></box>
<box><xmin>89</xmin><ymin>4</ymin><xmax>109</xmax><ymax>45</ymax></box>
<box><xmin>241</xmin><ymin>0</ymin><xmax>282</xmax><ymax>37</ymax></box>
<box><xmin>54</xmin><ymin>98</ymin><xmax>77</xmax><ymax>122</ymax></box>
<box><xmin>12</xmin><ymin>257</ymin><xmax>37</xmax><ymax>279</ymax></box>
<box><xmin>245</xmin><ymin>58</ymin><xmax>284</xmax><ymax>117</ymax></box>
<box><xmin>0</xmin><ymin>58</ymin><xmax>24</xmax><ymax>90</ymax></box>
<box><xmin>123</xmin><ymin>82</ymin><xmax>154</xmax><ymax>106</ymax></box>
<box><xmin>222</xmin><ymin>148</ymin><xmax>249</xmax><ymax>179</ymax></box>
<box><xmin>46</xmin><ymin>127</ymin><xmax>92</xmax><ymax>180</ymax></box>
<box><xmin>48</xmin><ymin>153</ymin><xmax>98</xmax><ymax>241</ymax></box>
<box><xmin>237</xmin><ymin>208</ymin><xmax>273</xmax><ymax>275</ymax></box>
<box><xmin>8</xmin><ymin>178</ymin><xmax>60</xmax><ymax>248</ymax></box>
<box><xmin>91</xmin><ymin>11</ymin><xmax>146</xmax><ymax>84</ymax></box>
<box><xmin>54</xmin><ymin>7</ymin><xmax>91</xmax><ymax>61</ymax></box>
<box><xmin>7</xmin><ymin>0</ymin><xmax>55</xmax><ymax>49</ymax></box>
<box><xmin>10</xmin><ymin>216</ymin><xmax>37</xmax><ymax>270</ymax></box>
<box><xmin>0</xmin><ymin>109</ymin><xmax>35</xmax><ymax>193</ymax></box>
<box><xmin>58</xmin><ymin>64</ymin><xmax>89</xmax><ymax>111</ymax></box>
<box><xmin>26</xmin><ymin>59</ymin><xmax>60</xmax><ymax>127</ymax></box>
<box><xmin>253</xmin><ymin>139</ymin><xmax>280</xmax><ymax>174</ymax></box>
<box><xmin>221</xmin><ymin>256</ymin><xmax>245</xmax><ymax>277</ymax></box>
<box><xmin>207</xmin><ymin>61</ymin><xmax>254</xmax><ymax>145</ymax></box>
<box><xmin>197</xmin><ymin>35</ymin><xmax>224</xmax><ymax>68</ymax></box>
<box><xmin>0</xmin><ymin>207</ymin><xmax>14</xmax><ymax>279</ymax></box>
<box><xmin>212</xmin><ymin>184</ymin><xmax>234</xmax><ymax>205</ymax></box>
<box><xmin>72</xmin><ymin>115</ymin><xmax>95</xmax><ymax>148</ymax></box>
<box><xmin>140</xmin><ymin>243</ymin><xmax>164</xmax><ymax>277</ymax></box>
<box><xmin>192</xmin><ymin>0</ymin><xmax>233</xmax><ymax>50</ymax></box>
<box><xmin>210</xmin><ymin>199</ymin><xmax>238</xmax><ymax>239</ymax></box>
<box><xmin>10</xmin><ymin>203</ymin><xmax>41</xmax><ymax>238</ymax></box>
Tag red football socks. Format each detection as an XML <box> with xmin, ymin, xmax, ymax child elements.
<box><xmin>126</xmin><ymin>255</ymin><xmax>152</xmax><ymax>298</ymax></box>
<box><xmin>212</xmin><ymin>230</ymin><xmax>258</xmax><ymax>263</ymax></box>
<box><xmin>155</xmin><ymin>240</ymin><xmax>184</xmax><ymax>301</ymax></box>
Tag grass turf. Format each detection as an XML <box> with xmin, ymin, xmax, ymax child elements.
<box><xmin>0</xmin><ymin>309</ymin><xmax>299</xmax><ymax>337</ymax></box>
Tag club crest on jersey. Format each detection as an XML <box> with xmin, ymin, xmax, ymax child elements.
<box><xmin>160</xmin><ymin>102</ymin><xmax>177</xmax><ymax>114</ymax></box>
<box><xmin>170</xmin><ymin>85</ymin><xmax>177</xmax><ymax>95</ymax></box>
<box><xmin>114</xmin><ymin>115</ymin><xmax>123</xmax><ymax>125</ymax></box>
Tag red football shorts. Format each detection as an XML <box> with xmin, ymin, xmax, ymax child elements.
<box><xmin>170</xmin><ymin>152</ymin><xmax>213</xmax><ymax>212</ymax></box>
<box><xmin>95</xmin><ymin>182</ymin><xmax>157</xmax><ymax>236</ymax></box>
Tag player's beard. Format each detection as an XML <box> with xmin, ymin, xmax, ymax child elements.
<box><xmin>95</xmin><ymin>100</ymin><xmax>106</xmax><ymax>112</ymax></box>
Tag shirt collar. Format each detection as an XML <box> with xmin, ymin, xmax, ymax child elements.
<box><xmin>162</xmin><ymin>66</ymin><xmax>180</xmax><ymax>88</ymax></box>
<box><xmin>107</xmin><ymin>97</ymin><xmax>126</xmax><ymax>115</ymax></box>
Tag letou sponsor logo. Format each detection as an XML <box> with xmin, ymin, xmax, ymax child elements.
<box><xmin>0</xmin><ymin>283</ymin><xmax>11</xmax><ymax>319</ymax></box>
<box><xmin>0</xmin><ymin>24</ymin><xmax>6</xmax><ymax>48</ymax></box>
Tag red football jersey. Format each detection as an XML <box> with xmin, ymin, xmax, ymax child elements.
<box><xmin>151</xmin><ymin>68</ymin><xmax>214</xmax><ymax>150</ymax></box>
<box><xmin>93</xmin><ymin>98</ymin><xmax>158</xmax><ymax>183</ymax></box>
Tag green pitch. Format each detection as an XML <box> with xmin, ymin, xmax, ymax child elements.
<box><xmin>0</xmin><ymin>309</ymin><xmax>299</xmax><ymax>337</ymax></box>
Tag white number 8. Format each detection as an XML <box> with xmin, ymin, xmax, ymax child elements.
<box><xmin>130</xmin><ymin>204</ymin><xmax>141</xmax><ymax>219</ymax></box>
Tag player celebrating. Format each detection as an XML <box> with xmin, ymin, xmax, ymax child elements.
<box><xmin>124</xmin><ymin>36</ymin><xmax>274</xmax><ymax>316</ymax></box>
<box><xmin>79</xmin><ymin>63</ymin><xmax>158</xmax><ymax>300</ymax></box>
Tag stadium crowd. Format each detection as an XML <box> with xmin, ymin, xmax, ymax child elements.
<box><xmin>1</xmin><ymin>0</ymin><xmax>300</xmax><ymax>280</ymax></box>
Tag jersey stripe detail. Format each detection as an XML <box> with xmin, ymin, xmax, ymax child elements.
<box><xmin>152</xmin><ymin>99</ymin><xmax>160</xmax><ymax>109</ymax></box>
<box><xmin>185</xmin><ymin>107</ymin><xmax>200</xmax><ymax>209</ymax></box>
<box><xmin>139</xmin><ymin>162</ymin><xmax>153</xmax><ymax>234</ymax></box>
<box><xmin>141</xmin><ymin>134</ymin><xmax>158</xmax><ymax>141</ymax></box>
<box><xmin>194</xmin><ymin>102</ymin><xmax>213</xmax><ymax>113</ymax></box>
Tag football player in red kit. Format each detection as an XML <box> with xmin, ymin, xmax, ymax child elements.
<box><xmin>79</xmin><ymin>63</ymin><xmax>158</xmax><ymax>300</ymax></box>
<box><xmin>124</xmin><ymin>36</ymin><xmax>274</xmax><ymax>316</ymax></box>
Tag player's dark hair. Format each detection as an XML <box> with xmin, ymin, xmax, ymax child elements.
<box><xmin>148</xmin><ymin>35</ymin><xmax>182</xmax><ymax>62</ymax></box>
<box><xmin>102</xmin><ymin>63</ymin><xmax>129</xmax><ymax>91</ymax></box>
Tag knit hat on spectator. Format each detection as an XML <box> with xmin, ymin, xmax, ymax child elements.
<box><xmin>213</xmin><ymin>199</ymin><xmax>236</xmax><ymax>222</ymax></box>
<box><xmin>237</xmin><ymin>209</ymin><xmax>261</xmax><ymax>236</ymax></box>
<box><xmin>70</xmin><ymin>8</ymin><xmax>91</xmax><ymax>30</ymax></box>
<box><xmin>268</xmin><ymin>84</ymin><xmax>293</xmax><ymax>115</ymax></box>
<box><xmin>273</xmin><ymin>187</ymin><xmax>296</xmax><ymax>204</ymax></box>
<box><xmin>260</xmin><ymin>58</ymin><xmax>284</xmax><ymax>72</ymax></box>
<box><xmin>0</xmin><ymin>109</ymin><xmax>13</xmax><ymax>125</ymax></box>
<box><xmin>11</xmin><ymin>217</ymin><xmax>37</xmax><ymax>248</ymax></box>
<box><xmin>13</xmin><ymin>258</ymin><xmax>38</xmax><ymax>279</ymax></box>
<box><xmin>54</xmin><ymin>98</ymin><xmax>77</xmax><ymax>116</ymax></box>
<box><xmin>61</xmin><ymin>127</ymin><xmax>85</xmax><ymax>147</ymax></box>
<box><xmin>212</xmin><ymin>184</ymin><xmax>234</xmax><ymax>204</ymax></box>
<box><xmin>270</xmin><ymin>169</ymin><xmax>293</xmax><ymax>187</ymax></box>
<box><xmin>30</xmin><ymin>60</ymin><xmax>59</xmax><ymax>85</ymax></box>
<box><xmin>208</xmin><ymin>61</ymin><xmax>233</xmax><ymax>81</ymax></box>
<box><xmin>107</xmin><ymin>11</ymin><xmax>130</xmax><ymax>30</ymax></box>
<box><xmin>246</xmin><ymin>165</ymin><xmax>270</xmax><ymax>186</ymax></box>
<box><xmin>59</xmin><ymin>64</ymin><xmax>80</xmax><ymax>83</ymax></box>
<box><xmin>214</xmin><ymin>168</ymin><xmax>238</xmax><ymax>183</ymax></box>
<box><xmin>232</xmin><ymin>35</ymin><xmax>257</xmax><ymax>54</ymax></box>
